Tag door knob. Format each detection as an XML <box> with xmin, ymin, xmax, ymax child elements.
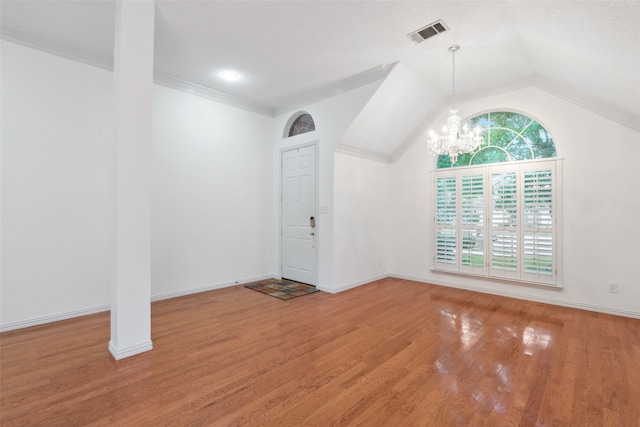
<box><xmin>310</xmin><ymin>232</ymin><xmax>315</xmax><ymax>236</ymax></box>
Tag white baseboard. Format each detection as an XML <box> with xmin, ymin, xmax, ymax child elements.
<box><xmin>0</xmin><ymin>274</ymin><xmax>275</xmax><ymax>333</ymax></box>
<box><xmin>390</xmin><ymin>273</ymin><xmax>640</xmax><ymax>320</ymax></box>
<box><xmin>109</xmin><ymin>340</ymin><xmax>153</xmax><ymax>360</ymax></box>
<box><xmin>150</xmin><ymin>274</ymin><xmax>274</xmax><ymax>302</ymax></box>
<box><xmin>0</xmin><ymin>304</ymin><xmax>111</xmax><ymax>333</ymax></box>
<box><xmin>4</xmin><ymin>273</ymin><xmax>636</xmax><ymax>332</ymax></box>
<box><xmin>318</xmin><ymin>274</ymin><xmax>388</xmax><ymax>294</ymax></box>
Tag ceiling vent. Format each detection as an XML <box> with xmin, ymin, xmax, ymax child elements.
<box><xmin>408</xmin><ymin>20</ymin><xmax>448</xmax><ymax>43</ymax></box>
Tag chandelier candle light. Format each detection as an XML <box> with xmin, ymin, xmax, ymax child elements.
<box><xmin>428</xmin><ymin>45</ymin><xmax>483</xmax><ymax>165</ymax></box>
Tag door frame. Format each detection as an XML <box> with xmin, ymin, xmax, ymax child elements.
<box><xmin>279</xmin><ymin>141</ymin><xmax>319</xmax><ymax>285</ymax></box>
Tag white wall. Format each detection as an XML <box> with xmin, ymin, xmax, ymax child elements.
<box><xmin>272</xmin><ymin>81</ymin><xmax>382</xmax><ymax>292</ymax></box>
<box><xmin>151</xmin><ymin>85</ymin><xmax>273</xmax><ymax>297</ymax></box>
<box><xmin>1</xmin><ymin>41</ymin><xmax>114</xmax><ymax>325</ymax></box>
<box><xmin>4</xmin><ymin>38</ymin><xmax>637</xmax><ymax>331</ymax></box>
<box><xmin>1</xmin><ymin>41</ymin><xmax>274</xmax><ymax>329</ymax></box>
<box><xmin>389</xmin><ymin>86</ymin><xmax>640</xmax><ymax>317</ymax></box>
<box><xmin>333</xmin><ymin>152</ymin><xmax>389</xmax><ymax>291</ymax></box>
<box><xmin>339</xmin><ymin>62</ymin><xmax>441</xmax><ymax>158</ymax></box>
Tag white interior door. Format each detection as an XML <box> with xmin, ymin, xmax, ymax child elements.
<box><xmin>281</xmin><ymin>145</ymin><xmax>317</xmax><ymax>285</ymax></box>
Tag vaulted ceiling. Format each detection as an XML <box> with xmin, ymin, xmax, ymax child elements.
<box><xmin>2</xmin><ymin>1</ymin><xmax>639</xmax><ymax>135</ymax></box>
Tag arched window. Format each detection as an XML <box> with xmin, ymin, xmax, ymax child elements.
<box><xmin>437</xmin><ymin>111</ymin><xmax>556</xmax><ymax>169</ymax></box>
<box><xmin>432</xmin><ymin>111</ymin><xmax>561</xmax><ymax>288</ymax></box>
<box><xmin>286</xmin><ymin>113</ymin><xmax>315</xmax><ymax>137</ymax></box>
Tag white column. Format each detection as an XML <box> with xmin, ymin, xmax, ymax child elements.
<box><xmin>109</xmin><ymin>0</ymin><xmax>155</xmax><ymax>360</ymax></box>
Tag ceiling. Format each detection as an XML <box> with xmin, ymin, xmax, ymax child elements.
<box><xmin>2</xmin><ymin>1</ymin><xmax>639</xmax><ymax>126</ymax></box>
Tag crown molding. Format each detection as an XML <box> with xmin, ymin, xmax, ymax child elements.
<box><xmin>1</xmin><ymin>25</ymin><xmax>113</xmax><ymax>70</ymax></box>
<box><xmin>389</xmin><ymin>74</ymin><xmax>640</xmax><ymax>163</ymax></box>
<box><xmin>153</xmin><ymin>72</ymin><xmax>274</xmax><ymax>116</ymax></box>
<box><xmin>4</xmin><ymin>25</ymin><xmax>637</xmax><ymax>132</ymax></box>
<box><xmin>274</xmin><ymin>63</ymin><xmax>395</xmax><ymax>117</ymax></box>
<box><xmin>2</xmin><ymin>26</ymin><xmax>391</xmax><ymax>118</ymax></box>
<box><xmin>335</xmin><ymin>143</ymin><xmax>391</xmax><ymax>164</ymax></box>
<box><xmin>417</xmin><ymin>74</ymin><xmax>640</xmax><ymax>133</ymax></box>
<box><xmin>1</xmin><ymin>26</ymin><xmax>275</xmax><ymax>116</ymax></box>
<box><xmin>532</xmin><ymin>74</ymin><xmax>640</xmax><ymax>133</ymax></box>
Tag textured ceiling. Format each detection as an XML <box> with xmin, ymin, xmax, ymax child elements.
<box><xmin>1</xmin><ymin>1</ymin><xmax>639</xmax><ymax>125</ymax></box>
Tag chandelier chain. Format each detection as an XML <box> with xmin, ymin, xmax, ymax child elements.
<box><xmin>451</xmin><ymin>48</ymin><xmax>456</xmax><ymax>109</ymax></box>
<box><xmin>427</xmin><ymin>45</ymin><xmax>484</xmax><ymax>165</ymax></box>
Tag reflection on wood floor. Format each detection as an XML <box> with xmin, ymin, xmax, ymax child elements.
<box><xmin>2</xmin><ymin>278</ymin><xmax>639</xmax><ymax>426</ymax></box>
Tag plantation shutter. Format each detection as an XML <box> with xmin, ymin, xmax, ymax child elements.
<box><xmin>489</xmin><ymin>169</ymin><xmax>519</xmax><ymax>280</ymax></box>
<box><xmin>522</xmin><ymin>165</ymin><xmax>555</xmax><ymax>284</ymax></box>
<box><xmin>435</xmin><ymin>175</ymin><xmax>457</xmax><ymax>271</ymax></box>
<box><xmin>433</xmin><ymin>160</ymin><xmax>560</xmax><ymax>287</ymax></box>
<box><xmin>460</xmin><ymin>174</ymin><xmax>486</xmax><ymax>275</ymax></box>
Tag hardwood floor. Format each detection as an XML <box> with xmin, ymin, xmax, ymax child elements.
<box><xmin>1</xmin><ymin>278</ymin><xmax>639</xmax><ymax>426</ymax></box>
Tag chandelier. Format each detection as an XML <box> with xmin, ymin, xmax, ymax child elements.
<box><xmin>427</xmin><ymin>45</ymin><xmax>483</xmax><ymax>165</ymax></box>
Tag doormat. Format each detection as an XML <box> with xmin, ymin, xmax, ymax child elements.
<box><xmin>244</xmin><ymin>279</ymin><xmax>320</xmax><ymax>301</ymax></box>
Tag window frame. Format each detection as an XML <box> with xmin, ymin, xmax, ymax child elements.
<box><xmin>286</xmin><ymin>112</ymin><xmax>315</xmax><ymax>138</ymax></box>
<box><xmin>436</xmin><ymin>110</ymin><xmax>557</xmax><ymax>169</ymax></box>
<box><xmin>432</xmin><ymin>158</ymin><xmax>563</xmax><ymax>288</ymax></box>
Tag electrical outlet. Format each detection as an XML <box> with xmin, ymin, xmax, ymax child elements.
<box><xmin>608</xmin><ymin>283</ymin><xmax>618</xmax><ymax>293</ymax></box>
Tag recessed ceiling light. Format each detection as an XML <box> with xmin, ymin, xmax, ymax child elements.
<box><xmin>219</xmin><ymin>70</ymin><xmax>241</xmax><ymax>82</ymax></box>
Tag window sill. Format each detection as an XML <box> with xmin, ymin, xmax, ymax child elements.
<box><xmin>430</xmin><ymin>268</ymin><xmax>563</xmax><ymax>290</ymax></box>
